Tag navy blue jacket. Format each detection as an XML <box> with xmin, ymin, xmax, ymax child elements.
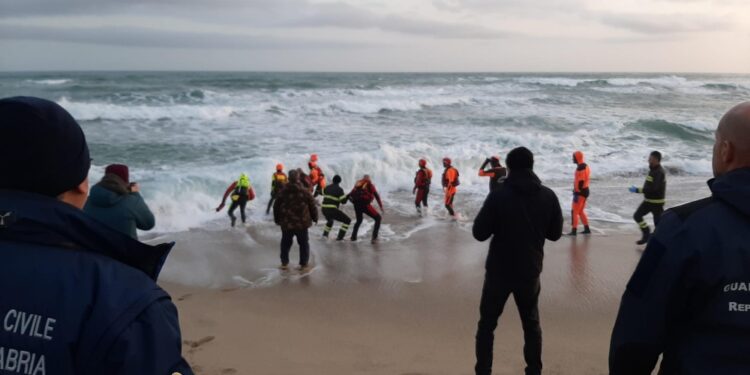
<box><xmin>0</xmin><ymin>191</ymin><xmax>193</xmax><ymax>375</ymax></box>
<box><xmin>610</xmin><ymin>168</ymin><xmax>750</xmax><ymax>374</ymax></box>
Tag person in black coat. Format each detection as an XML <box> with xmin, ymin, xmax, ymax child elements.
<box><xmin>472</xmin><ymin>147</ymin><xmax>563</xmax><ymax>375</ymax></box>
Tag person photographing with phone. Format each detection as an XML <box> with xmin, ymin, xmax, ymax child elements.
<box><xmin>84</xmin><ymin>163</ymin><xmax>156</xmax><ymax>240</ymax></box>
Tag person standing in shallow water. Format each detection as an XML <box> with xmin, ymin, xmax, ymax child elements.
<box><xmin>348</xmin><ymin>174</ymin><xmax>384</xmax><ymax>243</ymax></box>
<box><xmin>472</xmin><ymin>147</ymin><xmax>563</xmax><ymax>375</ymax></box>
<box><xmin>266</xmin><ymin>164</ymin><xmax>288</xmax><ymax>215</ymax></box>
<box><xmin>413</xmin><ymin>159</ymin><xmax>432</xmax><ymax>215</ymax></box>
<box><xmin>321</xmin><ymin>175</ymin><xmax>351</xmax><ymax>240</ymax></box>
<box><xmin>610</xmin><ymin>102</ymin><xmax>750</xmax><ymax>374</ymax></box>
<box><xmin>442</xmin><ymin>157</ymin><xmax>460</xmax><ymax>219</ymax></box>
<box><xmin>568</xmin><ymin>151</ymin><xmax>591</xmax><ymax>236</ymax></box>
<box><xmin>628</xmin><ymin>151</ymin><xmax>666</xmax><ymax>245</ymax></box>
<box><xmin>215</xmin><ymin>173</ymin><xmax>256</xmax><ymax>227</ymax></box>
<box><xmin>273</xmin><ymin>169</ymin><xmax>318</xmax><ymax>271</ymax></box>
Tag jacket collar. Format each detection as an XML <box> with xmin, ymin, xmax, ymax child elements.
<box><xmin>0</xmin><ymin>190</ymin><xmax>172</xmax><ymax>280</ymax></box>
<box><xmin>709</xmin><ymin>167</ymin><xmax>750</xmax><ymax>218</ymax></box>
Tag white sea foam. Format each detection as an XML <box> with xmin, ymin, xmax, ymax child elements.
<box><xmin>27</xmin><ymin>79</ymin><xmax>71</xmax><ymax>85</ymax></box>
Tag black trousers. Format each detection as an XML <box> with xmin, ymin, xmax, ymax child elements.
<box><xmin>228</xmin><ymin>197</ymin><xmax>247</xmax><ymax>224</ymax></box>
<box><xmin>351</xmin><ymin>204</ymin><xmax>381</xmax><ymax>241</ymax></box>
<box><xmin>323</xmin><ymin>208</ymin><xmax>352</xmax><ymax>239</ymax></box>
<box><xmin>475</xmin><ymin>275</ymin><xmax>542</xmax><ymax>375</ymax></box>
<box><xmin>266</xmin><ymin>192</ymin><xmax>278</xmax><ymax>214</ymax></box>
<box><xmin>280</xmin><ymin>229</ymin><xmax>310</xmax><ymax>266</ymax></box>
<box><xmin>633</xmin><ymin>201</ymin><xmax>664</xmax><ymax>228</ymax></box>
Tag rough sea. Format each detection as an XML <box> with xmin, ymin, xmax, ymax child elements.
<box><xmin>2</xmin><ymin>72</ymin><xmax>748</xmax><ymax>234</ymax></box>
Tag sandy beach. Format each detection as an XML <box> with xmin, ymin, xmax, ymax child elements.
<box><xmin>158</xmin><ymin>215</ymin><xmax>646</xmax><ymax>375</ymax></box>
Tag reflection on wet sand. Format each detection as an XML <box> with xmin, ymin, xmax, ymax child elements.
<box><xmin>161</xmin><ymin>214</ymin><xmax>647</xmax><ymax>374</ymax></box>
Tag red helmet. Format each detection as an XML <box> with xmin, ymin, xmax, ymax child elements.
<box><xmin>276</xmin><ymin>163</ymin><xmax>284</xmax><ymax>171</ymax></box>
<box><xmin>310</xmin><ymin>154</ymin><xmax>318</xmax><ymax>162</ymax></box>
<box><xmin>443</xmin><ymin>157</ymin><xmax>452</xmax><ymax>166</ymax></box>
<box><xmin>418</xmin><ymin>159</ymin><xmax>427</xmax><ymax>168</ymax></box>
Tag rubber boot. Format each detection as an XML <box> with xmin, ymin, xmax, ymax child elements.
<box><xmin>336</xmin><ymin>228</ymin><xmax>347</xmax><ymax>241</ymax></box>
<box><xmin>566</xmin><ymin>228</ymin><xmax>577</xmax><ymax>236</ymax></box>
<box><xmin>230</xmin><ymin>215</ymin><xmax>236</xmax><ymax>227</ymax></box>
<box><xmin>636</xmin><ymin>227</ymin><xmax>651</xmax><ymax>245</ymax></box>
<box><xmin>582</xmin><ymin>225</ymin><xmax>591</xmax><ymax>234</ymax></box>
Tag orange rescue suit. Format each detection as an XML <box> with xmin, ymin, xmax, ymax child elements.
<box><xmin>572</xmin><ymin>151</ymin><xmax>590</xmax><ymax>228</ymax></box>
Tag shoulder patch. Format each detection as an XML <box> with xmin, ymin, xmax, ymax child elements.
<box><xmin>668</xmin><ymin>197</ymin><xmax>713</xmax><ymax>221</ymax></box>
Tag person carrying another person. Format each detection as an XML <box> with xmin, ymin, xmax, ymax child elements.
<box><xmin>266</xmin><ymin>163</ymin><xmax>288</xmax><ymax>215</ymax></box>
<box><xmin>413</xmin><ymin>158</ymin><xmax>433</xmax><ymax>215</ymax></box>
<box><xmin>568</xmin><ymin>151</ymin><xmax>592</xmax><ymax>236</ymax></box>
<box><xmin>0</xmin><ymin>96</ymin><xmax>192</xmax><ymax>374</ymax></box>
<box><xmin>473</xmin><ymin>147</ymin><xmax>563</xmax><ymax>375</ymax></box>
<box><xmin>610</xmin><ymin>102</ymin><xmax>750</xmax><ymax>374</ymax></box>
<box><xmin>348</xmin><ymin>174</ymin><xmax>384</xmax><ymax>243</ymax></box>
<box><xmin>478</xmin><ymin>155</ymin><xmax>507</xmax><ymax>193</ymax></box>
<box><xmin>442</xmin><ymin>157</ymin><xmax>460</xmax><ymax>219</ymax></box>
<box><xmin>308</xmin><ymin>154</ymin><xmax>327</xmax><ymax>197</ymax></box>
<box><xmin>321</xmin><ymin>175</ymin><xmax>351</xmax><ymax>240</ymax></box>
<box><xmin>273</xmin><ymin>169</ymin><xmax>318</xmax><ymax>271</ymax></box>
<box><xmin>84</xmin><ymin>163</ymin><xmax>155</xmax><ymax>240</ymax></box>
<box><xmin>628</xmin><ymin>151</ymin><xmax>666</xmax><ymax>245</ymax></box>
<box><xmin>215</xmin><ymin>173</ymin><xmax>256</xmax><ymax>227</ymax></box>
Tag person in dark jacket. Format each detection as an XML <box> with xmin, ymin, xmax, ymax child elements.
<box><xmin>478</xmin><ymin>155</ymin><xmax>507</xmax><ymax>193</ymax></box>
<box><xmin>273</xmin><ymin>170</ymin><xmax>318</xmax><ymax>270</ymax></box>
<box><xmin>610</xmin><ymin>101</ymin><xmax>750</xmax><ymax>375</ymax></box>
<box><xmin>472</xmin><ymin>147</ymin><xmax>563</xmax><ymax>375</ymax></box>
<box><xmin>629</xmin><ymin>151</ymin><xmax>667</xmax><ymax>244</ymax></box>
<box><xmin>84</xmin><ymin>164</ymin><xmax>155</xmax><ymax>240</ymax></box>
<box><xmin>0</xmin><ymin>96</ymin><xmax>192</xmax><ymax>374</ymax></box>
<box><xmin>321</xmin><ymin>175</ymin><xmax>351</xmax><ymax>240</ymax></box>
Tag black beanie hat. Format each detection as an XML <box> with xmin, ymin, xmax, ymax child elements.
<box><xmin>506</xmin><ymin>147</ymin><xmax>534</xmax><ymax>170</ymax></box>
<box><xmin>0</xmin><ymin>96</ymin><xmax>90</xmax><ymax>197</ymax></box>
<box><xmin>332</xmin><ymin>175</ymin><xmax>342</xmax><ymax>184</ymax></box>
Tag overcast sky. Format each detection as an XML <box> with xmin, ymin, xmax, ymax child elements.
<box><xmin>1</xmin><ymin>0</ymin><xmax>748</xmax><ymax>72</ymax></box>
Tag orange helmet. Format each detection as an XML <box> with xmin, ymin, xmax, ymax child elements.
<box><xmin>419</xmin><ymin>159</ymin><xmax>427</xmax><ymax>168</ymax></box>
<box><xmin>310</xmin><ymin>154</ymin><xmax>318</xmax><ymax>162</ymax></box>
<box><xmin>276</xmin><ymin>163</ymin><xmax>284</xmax><ymax>171</ymax></box>
<box><xmin>443</xmin><ymin>157</ymin><xmax>452</xmax><ymax>166</ymax></box>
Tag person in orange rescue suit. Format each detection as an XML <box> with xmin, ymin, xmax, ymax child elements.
<box><xmin>266</xmin><ymin>164</ymin><xmax>288</xmax><ymax>215</ymax></box>
<box><xmin>478</xmin><ymin>155</ymin><xmax>507</xmax><ymax>193</ymax></box>
<box><xmin>442</xmin><ymin>157</ymin><xmax>460</xmax><ymax>219</ymax></box>
<box><xmin>413</xmin><ymin>159</ymin><xmax>433</xmax><ymax>215</ymax></box>
<box><xmin>308</xmin><ymin>154</ymin><xmax>327</xmax><ymax>197</ymax></box>
<box><xmin>215</xmin><ymin>173</ymin><xmax>256</xmax><ymax>227</ymax></box>
<box><xmin>568</xmin><ymin>151</ymin><xmax>592</xmax><ymax>236</ymax></box>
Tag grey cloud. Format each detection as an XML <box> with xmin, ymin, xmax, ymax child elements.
<box><xmin>283</xmin><ymin>2</ymin><xmax>510</xmax><ymax>39</ymax></box>
<box><xmin>598</xmin><ymin>13</ymin><xmax>731</xmax><ymax>34</ymax></box>
<box><xmin>0</xmin><ymin>24</ymin><xmax>365</xmax><ymax>49</ymax></box>
<box><xmin>0</xmin><ymin>0</ymin><xmax>509</xmax><ymax>39</ymax></box>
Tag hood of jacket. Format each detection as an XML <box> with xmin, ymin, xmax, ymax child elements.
<box><xmin>505</xmin><ymin>169</ymin><xmax>542</xmax><ymax>195</ymax></box>
<box><xmin>88</xmin><ymin>174</ymin><xmax>129</xmax><ymax>208</ymax></box>
<box><xmin>710</xmin><ymin>167</ymin><xmax>750</xmax><ymax>217</ymax></box>
<box><xmin>574</xmin><ymin>150</ymin><xmax>584</xmax><ymax>165</ymax></box>
<box><xmin>0</xmin><ymin>190</ymin><xmax>172</xmax><ymax>280</ymax></box>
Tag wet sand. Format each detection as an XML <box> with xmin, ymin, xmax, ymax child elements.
<box><xmin>158</xmin><ymin>217</ymin><xmax>645</xmax><ymax>375</ymax></box>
